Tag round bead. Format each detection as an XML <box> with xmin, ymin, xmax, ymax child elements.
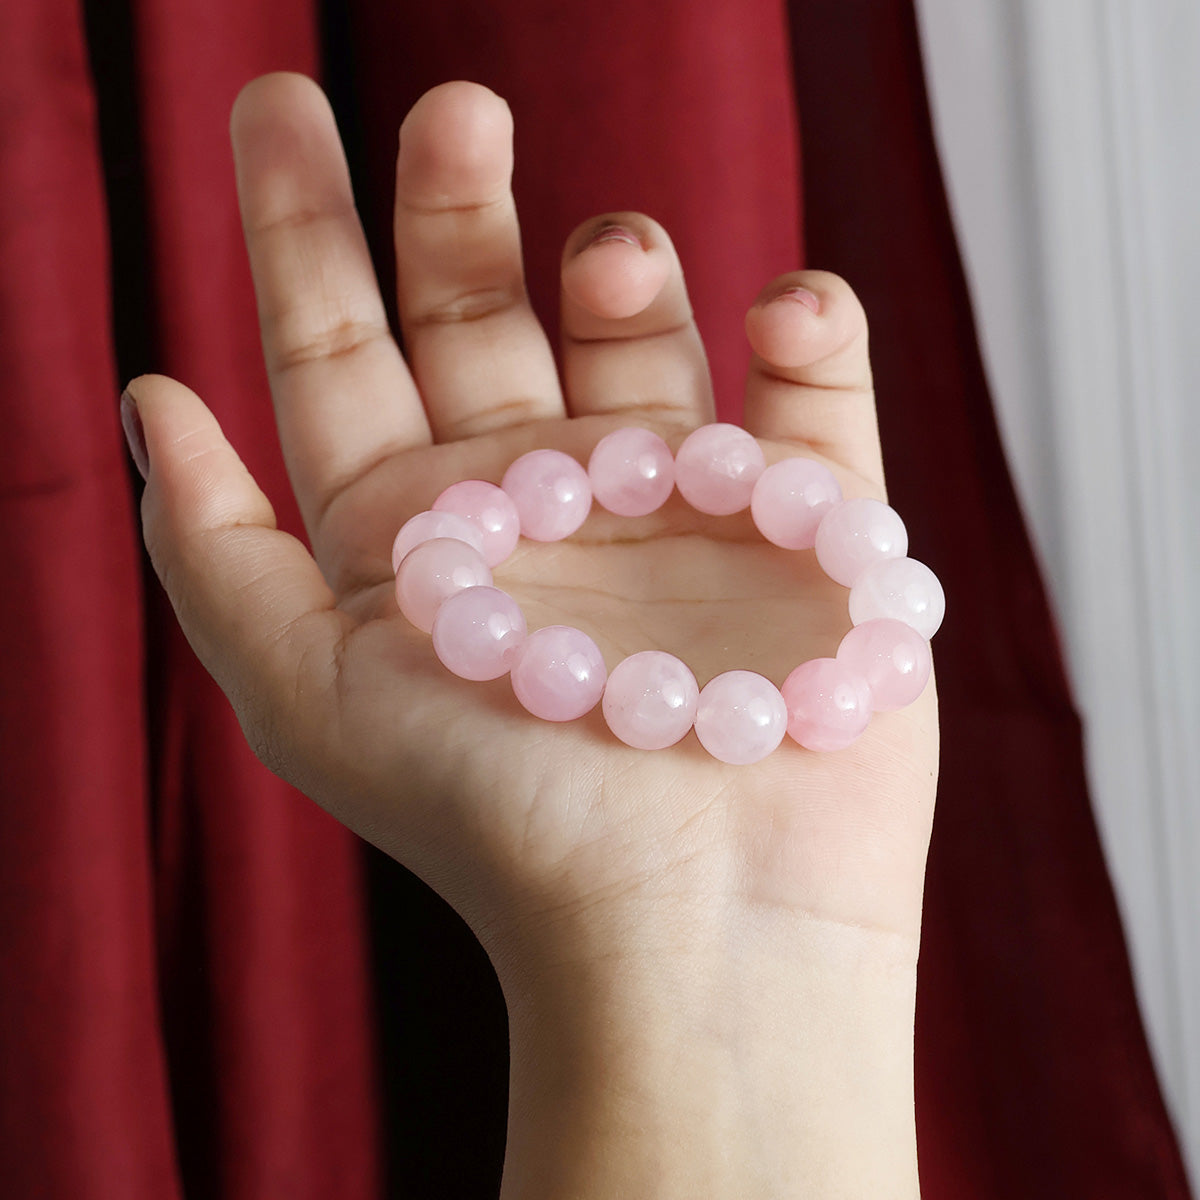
<box><xmin>814</xmin><ymin>497</ymin><xmax>908</xmax><ymax>587</ymax></box>
<box><xmin>391</xmin><ymin>510</ymin><xmax>485</xmax><ymax>573</ymax></box>
<box><xmin>431</xmin><ymin>586</ymin><xmax>526</xmax><ymax>681</ymax></box>
<box><xmin>510</xmin><ymin>625</ymin><xmax>607</xmax><ymax>721</ymax></box>
<box><xmin>693</xmin><ymin>670</ymin><xmax>787</xmax><ymax>764</ymax></box>
<box><xmin>848</xmin><ymin>556</ymin><xmax>946</xmax><ymax>639</ymax></box>
<box><xmin>836</xmin><ymin>619</ymin><xmax>932</xmax><ymax>712</ymax></box>
<box><xmin>781</xmin><ymin>657</ymin><xmax>872</xmax><ymax>752</ymax></box>
<box><xmin>674</xmin><ymin>423</ymin><xmax>766</xmax><ymax>515</ymax></box>
<box><xmin>602</xmin><ymin>651</ymin><xmax>699</xmax><ymax>749</ymax></box>
<box><xmin>432</xmin><ymin>480</ymin><xmax>521</xmax><ymax>567</ymax></box>
<box><xmin>395</xmin><ymin>538</ymin><xmax>493</xmax><ymax>633</ymax></box>
<box><xmin>587</xmin><ymin>427</ymin><xmax>676</xmax><ymax>516</ymax></box>
<box><xmin>501</xmin><ymin>449</ymin><xmax>593</xmax><ymax>541</ymax></box>
<box><xmin>750</xmin><ymin>457</ymin><xmax>843</xmax><ymax>550</ymax></box>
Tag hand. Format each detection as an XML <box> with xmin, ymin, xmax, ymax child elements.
<box><xmin>127</xmin><ymin>73</ymin><xmax>937</xmax><ymax>1198</ymax></box>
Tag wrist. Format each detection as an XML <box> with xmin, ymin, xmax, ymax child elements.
<box><xmin>495</xmin><ymin>897</ymin><xmax>921</xmax><ymax>1200</ymax></box>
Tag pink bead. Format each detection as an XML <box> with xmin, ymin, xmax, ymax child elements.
<box><xmin>750</xmin><ymin>457</ymin><xmax>844</xmax><ymax>549</ymax></box>
<box><xmin>501</xmin><ymin>449</ymin><xmax>593</xmax><ymax>541</ymax></box>
<box><xmin>510</xmin><ymin>625</ymin><xmax>607</xmax><ymax>721</ymax></box>
<box><xmin>602</xmin><ymin>651</ymin><xmax>699</xmax><ymax>749</ymax></box>
<box><xmin>693</xmin><ymin>670</ymin><xmax>787</xmax><ymax>764</ymax></box>
<box><xmin>814</xmin><ymin>497</ymin><xmax>908</xmax><ymax>587</ymax></box>
<box><xmin>391</xmin><ymin>510</ymin><xmax>485</xmax><ymax>573</ymax></box>
<box><xmin>674</xmin><ymin>423</ymin><xmax>766</xmax><ymax>515</ymax></box>
<box><xmin>848</xmin><ymin>556</ymin><xmax>945</xmax><ymax>639</ymax></box>
<box><xmin>431</xmin><ymin>586</ymin><xmax>526</xmax><ymax>681</ymax></box>
<box><xmin>587</xmin><ymin>428</ymin><xmax>676</xmax><ymax>516</ymax></box>
<box><xmin>395</xmin><ymin>538</ymin><xmax>493</xmax><ymax>633</ymax></box>
<box><xmin>837</xmin><ymin>619</ymin><xmax>932</xmax><ymax>712</ymax></box>
<box><xmin>431</xmin><ymin>480</ymin><xmax>521</xmax><ymax>567</ymax></box>
<box><xmin>781</xmin><ymin>657</ymin><xmax>872</xmax><ymax>752</ymax></box>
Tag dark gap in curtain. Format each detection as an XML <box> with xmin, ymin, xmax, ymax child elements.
<box><xmin>80</xmin><ymin>0</ymin><xmax>160</xmax><ymax>388</ymax></box>
<box><xmin>319</xmin><ymin>0</ymin><xmax>401</xmax><ymax>339</ymax></box>
<box><xmin>78</xmin><ymin>3</ymin><xmax>214</xmax><ymax>1184</ymax></box>
<box><xmin>77</xmin><ymin>0</ymin><xmax>178</xmax><ymax>902</ymax></box>
<box><xmin>364</xmin><ymin>854</ymin><xmax>510</xmax><ymax>1198</ymax></box>
<box><xmin>77</xmin><ymin>0</ymin><xmax>165</xmax><ymax>789</ymax></box>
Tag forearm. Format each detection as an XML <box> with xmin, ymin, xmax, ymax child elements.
<box><xmin>497</xmin><ymin>901</ymin><xmax>921</xmax><ymax>1200</ymax></box>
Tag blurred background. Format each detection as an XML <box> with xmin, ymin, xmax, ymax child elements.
<box><xmin>917</xmin><ymin>0</ymin><xmax>1199</xmax><ymax>1184</ymax></box>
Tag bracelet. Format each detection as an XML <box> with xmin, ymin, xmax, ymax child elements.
<box><xmin>391</xmin><ymin>424</ymin><xmax>943</xmax><ymax>765</ymax></box>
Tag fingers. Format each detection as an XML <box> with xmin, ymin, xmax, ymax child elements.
<box><xmin>560</xmin><ymin>215</ymin><xmax>714</xmax><ymax>422</ymax></box>
<box><xmin>742</xmin><ymin>271</ymin><xmax>884</xmax><ymax>494</ymax></box>
<box><xmin>231</xmin><ymin>73</ymin><xmax>431</xmax><ymax>534</ymax></box>
<box><xmin>129</xmin><ymin>373</ymin><xmax>348</xmax><ymax>777</ymax></box>
<box><xmin>393</xmin><ymin>82</ymin><xmax>564</xmax><ymax>440</ymax></box>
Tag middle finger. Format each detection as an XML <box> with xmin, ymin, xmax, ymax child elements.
<box><xmin>393</xmin><ymin>82</ymin><xmax>564</xmax><ymax>442</ymax></box>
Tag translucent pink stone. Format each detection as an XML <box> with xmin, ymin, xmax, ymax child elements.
<box><xmin>602</xmin><ymin>651</ymin><xmax>699</xmax><ymax>749</ymax></box>
<box><xmin>391</xmin><ymin>510</ymin><xmax>485</xmax><ymax>573</ymax></box>
<box><xmin>431</xmin><ymin>479</ymin><xmax>521</xmax><ymax>567</ymax></box>
<box><xmin>587</xmin><ymin>427</ymin><xmax>675</xmax><ymax>516</ymax></box>
<box><xmin>813</xmin><ymin>497</ymin><xmax>908</xmax><ymax>587</ymax></box>
<box><xmin>501</xmin><ymin>449</ymin><xmax>593</xmax><ymax>541</ymax></box>
<box><xmin>848</xmin><ymin>556</ymin><xmax>946</xmax><ymax>639</ymax></box>
<box><xmin>431</xmin><ymin>586</ymin><xmax>526</xmax><ymax>681</ymax></box>
<box><xmin>750</xmin><ymin>457</ymin><xmax>844</xmax><ymax>550</ymax></box>
<box><xmin>510</xmin><ymin>625</ymin><xmax>607</xmax><ymax>721</ymax></box>
<box><xmin>674</xmin><ymin>423</ymin><xmax>766</xmax><ymax>515</ymax></box>
<box><xmin>395</xmin><ymin>538</ymin><xmax>493</xmax><ymax>633</ymax></box>
<box><xmin>693</xmin><ymin>670</ymin><xmax>787</xmax><ymax>764</ymax></box>
<box><xmin>836</xmin><ymin>619</ymin><xmax>931</xmax><ymax>712</ymax></box>
<box><xmin>781</xmin><ymin>657</ymin><xmax>872</xmax><ymax>752</ymax></box>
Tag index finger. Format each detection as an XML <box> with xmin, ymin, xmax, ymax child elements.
<box><xmin>231</xmin><ymin>73</ymin><xmax>432</xmax><ymax>534</ymax></box>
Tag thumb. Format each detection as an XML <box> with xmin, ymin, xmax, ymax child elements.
<box><xmin>124</xmin><ymin>373</ymin><xmax>347</xmax><ymax>779</ymax></box>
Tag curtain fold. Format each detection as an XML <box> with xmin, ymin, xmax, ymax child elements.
<box><xmin>0</xmin><ymin>0</ymin><xmax>1190</xmax><ymax>1196</ymax></box>
<box><xmin>0</xmin><ymin>2</ymin><xmax>181</xmax><ymax>1196</ymax></box>
<box><xmin>0</xmin><ymin>0</ymin><xmax>382</xmax><ymax>1196</ymax></box>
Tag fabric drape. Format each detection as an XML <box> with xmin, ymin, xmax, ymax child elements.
<box><xmin>0</xmin><ymin>0</ymin><xmax>1190</xmax><ymax>1196</ymax></box>
<box><xmin>1</xmin><ymin>2</ymin><xmax>380</xmax><ymax>1198</ymax></box>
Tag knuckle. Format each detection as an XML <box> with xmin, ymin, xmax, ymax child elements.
<box><xmin>406</xmin><ymin>283</ymin><xmax>525</xmax><ymax>328</ymax></box>
<box><xmin>398</xmin><ymin>193</ymin><xmax>506</xmax><ymax>219</ymax></box>
<box><xmin>265</xmin><ymin>307</ymin><xmax>392</xmax><ymax>376</ymax></box>
<box><xmin>248</xmin><ymin>201</ymin><xmax>358</xmax><ymax>240</ymax></box>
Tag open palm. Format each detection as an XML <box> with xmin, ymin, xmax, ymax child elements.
<box><xmin>132</xmin><ymin>74</ymin><xmax>938</xmax><ymax>977</ymax></box>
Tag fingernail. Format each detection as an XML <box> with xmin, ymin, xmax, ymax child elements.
<box><xmin>120</xmin><ymin>389</ymin><xmax>149</xmax><ymax>481</ymax></box>
<box><xmin>581</xmin><ymin>223</ymin><xmax>643</xmax><ymax>253</ymax></box>
<box><xmin>776</xmin><ymin>286</ymin><xmax>821</xmax><ymax>314</ymax></box>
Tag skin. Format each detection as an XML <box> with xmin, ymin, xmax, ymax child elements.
<box><xmin>126</xmin><ymin>73</ymin><xmax>937</xmax><ymax>1198</ymax></box>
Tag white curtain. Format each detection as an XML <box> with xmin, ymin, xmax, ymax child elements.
<box><xmin>915</xmin><ymin>0</ymin><xmax>1199</xmax><ymax>1187</ymax></box>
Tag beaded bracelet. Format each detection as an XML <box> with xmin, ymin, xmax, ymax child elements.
<box><xmin>391</xmin><ymin>423</ymin><xmax>943</xmax><ymax>765</ymax></box>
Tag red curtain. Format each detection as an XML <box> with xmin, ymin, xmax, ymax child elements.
<box><xmin>1</xmin><ymin>2</ymin><xmax>379</xmax><ymax>1198</ymax></box>
<box><xmin>0</xmin><ymin>0</ymin><xmax>1190</xmax><ymax>1197</ymax></box>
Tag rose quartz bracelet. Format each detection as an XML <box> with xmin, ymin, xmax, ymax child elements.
<box><xmin>391</xmin><ymin>423</ymin><xmax>943</xmax><ymax>765</ymax></box>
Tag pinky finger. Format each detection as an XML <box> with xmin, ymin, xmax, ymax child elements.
<box><xmin>742</xmin><ymin>270</ymin><xmax>884</xmax><ymax>495</ymax></box>
<box><xmin>126</xmin><ymin>374</ymin><xmax>350</xmax><ymax>778</ymax></box>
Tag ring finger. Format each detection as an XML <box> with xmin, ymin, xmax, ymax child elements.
<box><xmin>393</xmin><ymin>82</ymin><xmax>564</xmax><ymax>442</ymax></box>
<box><xmin>559</xmin><ymin>213</ymin><xmax>713</xmax><ymax>424</ymax></box>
